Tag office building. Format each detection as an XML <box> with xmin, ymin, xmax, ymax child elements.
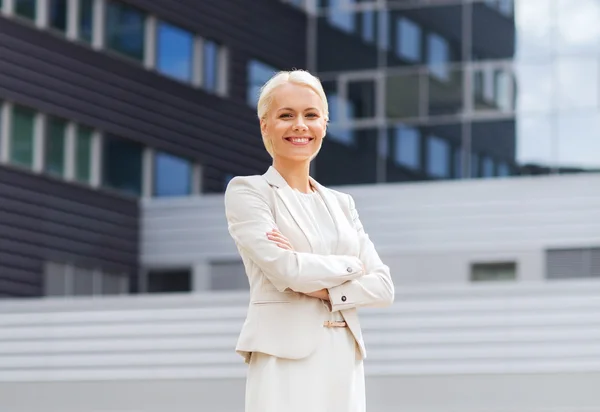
<box><xmin>0</xmin><ymin>0</ymin><xmax>305</xmax><ymax>297</ymax></box>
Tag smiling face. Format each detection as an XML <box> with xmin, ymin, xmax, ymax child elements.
<box><xmin>260</xmin><ymin>82</ymin><xmax>327</xmax><ymax>163</ymax></box>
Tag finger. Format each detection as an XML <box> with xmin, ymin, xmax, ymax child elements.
<box><xmin>267</xmin><ymin>233</ymin><xmax>291</xmax><ymax>246</ymax></box>
<box><xmin>275</xmin><ymin>242</ymin><xmax>293</xmax><ymax>250</ymax></box>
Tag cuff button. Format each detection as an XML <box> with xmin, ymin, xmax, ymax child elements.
<box><xmin>346</xmin><ymin>267</ymin><xmax>352</xmax><ymax>273</ymax></box>
<box><xmin>341</xmin><ymin>296</ymin><xmax>347</xmax><ymax>302</ymax></box>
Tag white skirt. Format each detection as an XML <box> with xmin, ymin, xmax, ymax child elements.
<box><xmin>245</xmin><ymin>312</ymin><xmax>366</xmax><ymax>412</ymax></box>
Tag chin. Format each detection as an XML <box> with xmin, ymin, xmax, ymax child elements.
<box><xmin>281</xmin><ymin>152</ymin><xmax>316</xmax><ymax>162</ymax></box>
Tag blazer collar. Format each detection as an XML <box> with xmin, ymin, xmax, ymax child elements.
<box><xmin>263</xmin><ymin>166</ymin><xmax>343</xmax><ymax>254</ymax></box>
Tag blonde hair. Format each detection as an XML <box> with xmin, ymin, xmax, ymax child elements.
<box><xmin>257</xmin><ymin>70</ymin><xmax>329</xmax><ymax>158</ymax></box>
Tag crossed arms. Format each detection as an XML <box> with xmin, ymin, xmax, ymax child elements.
<box><xmin>224</xmin><ymin>177</ymin><xmax>394</xmax><ymax>311</ymax></box>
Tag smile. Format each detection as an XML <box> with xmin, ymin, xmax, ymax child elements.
<box><xmin>284</xmin><ymin>136</ymin><xmax>314</xmax><ymax>145</ymax></box>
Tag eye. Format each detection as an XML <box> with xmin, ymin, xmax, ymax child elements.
<box><xmin>306</xmin><ymin>113</ymin><xmax>319</xmax><ymax>118</ymax></box>
<box><xmin>279</xmin><ymin>113</ymin><xmax>292</xmax><ymax>119</ymax></box>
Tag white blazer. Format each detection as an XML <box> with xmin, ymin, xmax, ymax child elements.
<box><xmin>224</xmin><ymin>166</ymin><xmax>394</xmax><ymax>363</ymax></box>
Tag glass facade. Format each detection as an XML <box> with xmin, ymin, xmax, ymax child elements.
<box><xmin>78</xmin><ymin>0</ymin><xmax>94</xmax><ymax>44</ymax></box>
<box><xmin>49</xmin><ymin>0</ymin><xmax>68</xmax><ymax>33</ymax></box>
<box><xmin>45</xmin><ymin>116</ymin><xmax>66</xmax><ymax>176</ymax></box>
<box><xmin>102</xmin><ymin>134</ymin><xmax>142</xmax><ymax>196</ymax></box>
<box><xmin>157</xmin><ymin>22</ymin><xmax>193</xmax><ymax>82</ymax></box>
<box><xmin>10</xmin><ymin>105</ymin><xmax>35</xmax><ymax>168</ymax></box>
<box><xmin>203</xmin><ymin>39</ymin><xmax>220</xmax><ymax>93</ymax></box>
<box><xmin>311</xmin><ymin>0</ymin><xmax>600</xmax><ymax>186</ymax></box>
<box><xmin>153</xmin><ymin>151</ymin><xmax>192</xmax><ymax>197</ymax></box>
<box><xmin>105</xmin><ymin>1</ymin><xmax>146</xmax><ymax>62</ymax></box>
<box><xmin>14</xmin><ymin>0</ymin><xmax>36</xmax><ymax>20</ymax></box>
<box><xmin>75</xmin><ymin>125</ymin><xmax>93</xmax><ymax>183</ymax></box>
<box><xmin>247</xmin><ymin>59</ymin><xmax>278</xmax><ymax>106</ymax></box>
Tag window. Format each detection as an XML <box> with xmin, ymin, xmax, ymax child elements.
<box><xmin>247</xmin><ymin>59</ymin><xmax>278</xmax><ymax>106</ymax></box>
<box><xmin>75</xmin><ymin>125</ymin><xmax>93</xmax><ymax>183</ymax></box>
<box><xmin>427</xmin><ymin>33</ymin><xmax>450</xmax><ymax>81</ymax></box>
<box><xmin>210</xmin><ymin>260</ymin><xmax>248</xmax><ymax>290</ymax></box>
<box><xmin>427</xmin><ymin>135</ymin><xmax>449</xmax><ymax>178</ymax></box>
<box><xmin>157</xmin><ymin>22</ymin><xmax>193</xmax><ymax>82</ymax></box>
<box><xmin>105</xmin><ymin>1</ymin><xmax>146</xmax><ymax>62</ymax></box>
<box><xmin>498</xmin><ymin>162</ymin><xmax>510</xmax><ymax>177</ymax></box>
<box><xmin>454</xmin><ymin>147</ymin><xmax>463</xmax><ymax>178</ymax></box>
<box><xmin>470</xmin><ymin>152</ymin><xmax>480</xmax><ymax>177</ymax></box>
<box><xmin>154</xmin><ymin>151</ymin><xmax>192</xmax><ymax>197</ymax></box>
<box><xmin>396</xmin><ymin>17</ymin><xmax>421</xmax><ymax>62</ymax></box>
<box><xmin>49</xmin><ymin>0</ymin><xmax>68</xmax><ymax>33</ymax></box>
<box><xmin>15</xmin><ymin>0</ymin><xmax>36</xmax><ymax>20</ymax></box>
<box><xmin>45</xmin><ymin>116</ymin><xmax>66</xmax><ymax>176</ymax></box>
<box><xmin>394</xmin><ymin>125</ymin><xmax>420</xmax><ymax>170</ymax></box>
<box><xmin>44</xmin><ymin>262</ymin><xmax>129</xmax><ymax>296</ymax></box>
<box><xmin>78</xmin><ymin>0</ymin><xmax>94</xmax><ymax>43</ymax></box>
<box><xmin>10</xmin><ymin>105</ymin><xmax>35</xmax><ymax>169</ymax></box>
<box><xmin>361</xmin><ymin>10</ymin><xmax>375</xmax><ymax>43</ymax></box>
<box><xmin>203</xmin><ymin>39</ymin><xmax>220</xmax><ymax>93</ymax></box>
<box><xmin>327</xmin><ymin>0</ymin><xmax>356</xmax><ymax>34</ymax></box>
<box><xmin>147</xmin><ymin>269</ymin><xmax>191</xmax><ymax>293</ymax></box>
<box><xmin>547</xmin><ymin>248</ymin><xmax>600</xmax><ymax>279</ymax></box>
<box><xmin>482</xmin><ymin>156</ymin><xmax>494</xmax><ymax>177</ymax></box>
<box><xmin>471</xmin><ymin>262</ymin><xmax>517</xmax><ymax>282</ymax></box>
<box><xmin>326</xmin><ymin>92</ymin><xmax>355</xmax><ymax>145</ymax></box>
<box><xmin>102</xmin><ymin>135</ymin><xmax>142</xmax><ymax>196</ymax></box>
<box><xmin>348</xmin><ymin>79</ymin><xmax>376</xmax><ymax>118</ymax></box>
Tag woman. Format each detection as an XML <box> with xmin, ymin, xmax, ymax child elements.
<box><xmin>224</xmin><ymin>69</ymin><xmax>394</xmax><ymax>412</ymax></box>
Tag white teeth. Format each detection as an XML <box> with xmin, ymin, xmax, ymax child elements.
<box><xmin>291</xmin><ymin>138</ymin><xmax>309</xmax><ymax>143</ymax></box>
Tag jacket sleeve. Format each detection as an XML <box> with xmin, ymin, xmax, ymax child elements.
<box><xmin>327</xmin><ymin>194</ymin><xmax>395</xmax><ymax>311</ymax></box>
<box><xmin>224</xmin><ymin>177</ymin><xmax>365</xmax><ymax>294</ymax></box>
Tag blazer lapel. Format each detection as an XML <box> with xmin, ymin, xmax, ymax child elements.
<box><xmin>263</xmin><ymin>167</ymin><xmax>319</xmax><ymax>253</ymax></box>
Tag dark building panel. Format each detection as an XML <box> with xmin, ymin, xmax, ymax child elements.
<box><xmin>0</xmin><ymin>1</ymin><xmax>306</xmax><ymax>191</ymax></box>
<box><xmin>0</xmin><ymin>166</ymin><xmax>139</xmax><ymax>298</ymax></box>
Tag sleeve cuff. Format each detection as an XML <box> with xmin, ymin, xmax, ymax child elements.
<box><xmin>327</xmin><ymin>283</ymin><xmax>352</xmax><ymax>312</ymax></box>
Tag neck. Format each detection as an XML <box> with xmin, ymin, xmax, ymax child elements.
<box><xmin>272</xmin><ymin>158</ymin><xmax>313</xmax><ymax>193</ymax></box>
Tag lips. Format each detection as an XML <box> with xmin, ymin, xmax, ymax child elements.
<box><xmin>284</xmin><ymin>136</ymin><xmax>314</xmax><ymax>145</ymax></box>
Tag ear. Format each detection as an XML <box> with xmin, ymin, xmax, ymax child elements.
<box><xmin>260</xmin><ymin>118</ymin><xmax>267</xmax><ymax>136</ymax></box>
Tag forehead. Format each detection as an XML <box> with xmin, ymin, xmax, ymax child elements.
<box><xmin>271</xmin><ymin>83</ymin><xmax>323</xmax><ymax>111</ymax></box>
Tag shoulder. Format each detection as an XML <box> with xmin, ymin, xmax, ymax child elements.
<box><xmin>224</xmin><ymin>174</ymin><xmax>272</xmax><ymax>203</ymax></box>
<box><xmin>226</xmin><ymin>174</ymin><xmax>266</xmax><ymax>192</ymax></box>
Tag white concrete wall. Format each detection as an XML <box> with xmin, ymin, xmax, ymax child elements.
<box><xmin>141</xmin><ymin>173</ymin><xmax>600</xmax><ymax>288</ymax></box>
<box><xmin>1</xmin><ymin>280</ymin><xmax>600</xmax><ymax>411</ymax></box>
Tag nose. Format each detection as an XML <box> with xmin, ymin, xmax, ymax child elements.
<box><xmin>292</xmin><ymin>120</ymin><xmax>308</xmax><ymax>132</ymax></box>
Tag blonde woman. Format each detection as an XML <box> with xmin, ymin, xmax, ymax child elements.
<box><xmin>224</xmin><ymin>70</ymin><xmax>394</xmax><ymax>412</ymax></box>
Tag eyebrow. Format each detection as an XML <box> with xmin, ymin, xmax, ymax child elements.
<box><xmin>277</xmin><ymin>107</ymin><xmax>320</xmax><ymax>112</ymax></box>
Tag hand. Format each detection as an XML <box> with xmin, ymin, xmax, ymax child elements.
<box><xmin>305</xmin><ymin>289</ymin><xmax>330</xmax><ymax>301</ymax></box>
<box><xmin>266</xmin><ymin>228</ymin><xmax>293</xmax><ymax>251</ymax></box>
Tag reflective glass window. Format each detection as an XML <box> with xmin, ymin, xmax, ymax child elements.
<box><xmin>394</xmin><ymin>125</ymin><xmax>420</xmax><ymax>170</ymax></box>
<box><xmin>427</xmin><ymin>135</ymin><xmax>450</xmax><ymax>178</ymax></box>
<box><xmin>154</xmin><ymin>151</ymin><xmax>192</xmax><ymax>197</ymax></box>
<box><xmin>396</xmin><ymin>17</ymin><xmax>421</xmax><ymax>62</ymax></box>
<box><xmin>203</xmin><ymin>40</ymin><xmax>220</xmax><ymax>93</ymax></box>
<box><xmin>427</xmin><ymin>33</ymin><xmax>450</xmax><ymax>81</ymax></box>
<box><xmin>15</xmin><ymin>0</ymin><xmax>36</xmax><ymax>20</ymax></box>
<box><xmin>78</xmin><ymin>0</ymin><xmax>94</xmax><ymax>43</ymax></box>
<box><xmin>327</xmin><ymin>0</ymin><xmax>356</xmax><ymax>34</ymax></box>
<box><xmin>10</xmin><ymin>105</ymin><xmax>35</xmax><ymax>169</ymax></box>
<box><xmin>157</xmin><ymin>22</ymin><xmax>193</xmax><ymax>82</ymax></box>
<box><xmin>45</xmin><ymin>116</ymin><xmax>66</xmax><ymax>176</ymax></box>
<box><xmin>482</xmin><ymin>156</ymin><xmax>495</xmax><ymax>177</ymax></box>
<box><xmin>102</xmin><ymin>135</ymin><xmax>142</xmax><ymax>196</ymax></box>
<box><xmin>76</xmin><ymin>125</ymin><xmax>93</xmax><ymax>183</ymax></box>
<box><xmin>49</xmin><ymin>0</ymin><xmax>67</xmax><ymax>32</ymax></box>
<box><xmin>106</xmin><ymin>1</ymin><xmax>146</xmax><ymax>62</ymax></box>
<box><xmin>247</xmin><ymin>59</ymin><xmax>278</xmax><ymax>106</ymax></box>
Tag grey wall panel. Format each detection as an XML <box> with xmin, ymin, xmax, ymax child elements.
<box><xmin>0</xmin><ymin>1</ymin><xmax>306</xmax><ymax>191</ymax></box>
<box><xmin>0</xmin><ymin>166</ymin><xmax>139</xmax><ymax>298</ymax></box>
